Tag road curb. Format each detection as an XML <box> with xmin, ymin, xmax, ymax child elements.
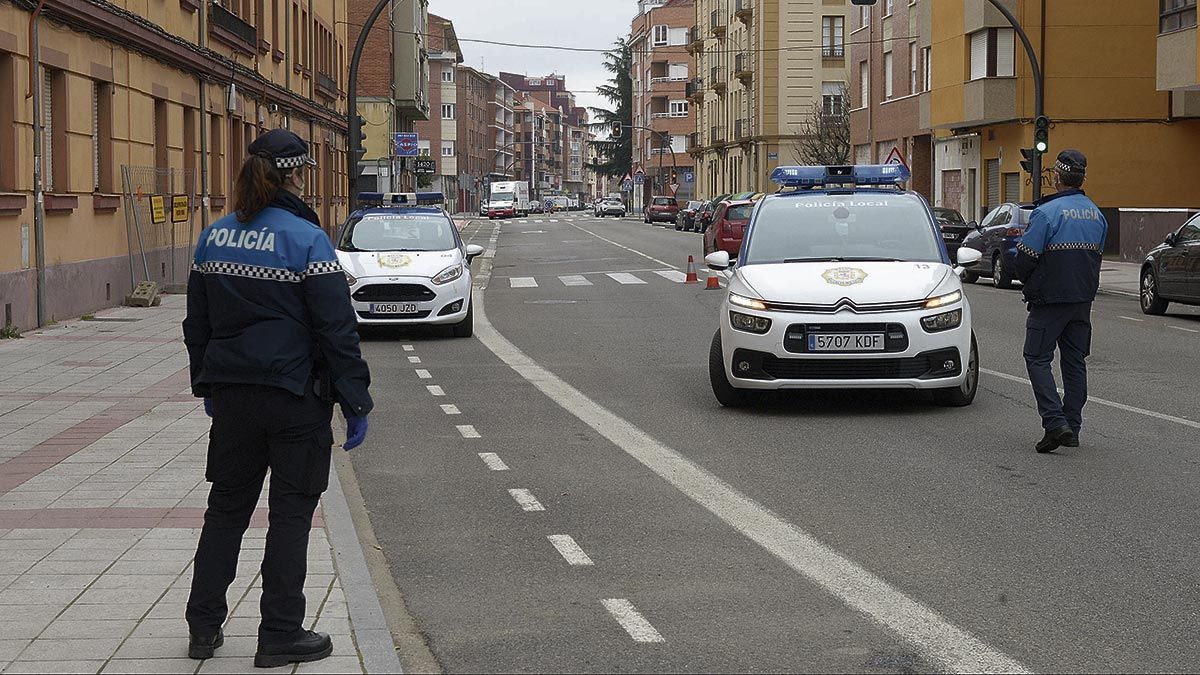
<box><xmin>1097</xmin><ymin>287</ymin><xmax>1139</xmax><ymax>299</ymax></box>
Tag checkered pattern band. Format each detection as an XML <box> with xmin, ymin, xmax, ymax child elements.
<box><xmin>1016</xmin><ymin>242</ymin><xmax>1040</xmax><ymax>259</ymax></box>
<box><xmin>305</xmin><ymin>260</ymin><xmax>344</xmax><ymax>276</ymax></box>
<box><xmin>275</xmin><ymin>155</ymin><xmax>316</xmax><ymax>169</ymax></box>
<box><xmin>1045</xmin><ymin>242</ymin><xmax>1101</xmax><ymax>253</ymax></box>
<box><xmin>1055</xmin><ymin>160</ymin><xmax>1084</xmax><ymax>176</ymax></box>
<box><xmin>194</xmin><ymin>261</ymin><xmax>303</xmax><ymax>283</ymax></box>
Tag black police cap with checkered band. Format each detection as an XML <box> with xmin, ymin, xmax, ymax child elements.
<box><xmin>1055</xmin><ymin>149</ymin><xmax>1087</xmax><ymax>177</ymax></box>
<box><xmin>247</xmin><ymin>128</ymin><xmax>318</xmax><ymax>170</ymax></box>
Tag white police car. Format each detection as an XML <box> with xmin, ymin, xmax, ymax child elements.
<box><xmin>336</xmin><ymin>193</ymin><xmax>484</xmax><ymax>337</ymax></box>
<box><xmin>705</xmin><ymin>165</ymin><xmax>984</xmax><ymax>407</ymax></box>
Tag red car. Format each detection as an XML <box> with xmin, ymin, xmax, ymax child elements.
<box><xmin>643</xmin><ymin>196</ymin><xmax>679</xmax><ymax>224</ymax></box>
<box><xmin>703</xmin><ymin>200</ymin><xmax>755</xmax><ymax>257</ymax></box>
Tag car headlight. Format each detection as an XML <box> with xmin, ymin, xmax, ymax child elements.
<box><xmin>924</xmin><ymin>290</ymin><xmax>962</xmax><ymax>309</ymax></box>
<box><xmin>921</xmin><ymin>309</ymin><xmax>963</xmax><ymax>333</ymax></box>
<box><xmin>730</xmin><ymin>311</ymin><xmax>771</xmax><ymax>334</ymax></box>
<box><xmin>432</xmin><ymin>263</ymin><xmax>464</xmax><ymax>285</ymax></box>
<box><xmin>344</xmin><ymin>271</ymin><xmax>357</xmax><ymax>285</ymax></box>
<box><xmin>729</xmin><ymin>292</ymin><xmax>768</xmax><ymax>311</ymax></box>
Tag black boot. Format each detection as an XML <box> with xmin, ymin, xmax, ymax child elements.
<box><xmin>188</xmin><ymin>630</ymin><xmax>224</xmax><ymax>659</ymax></box>
<box><xmin>1036</xmin><ymin>426</ymin><xmax>1074</xmax><ymax>453</ymax></box>
<box><xmin>254</xmin><ymin>630</ymin><xmax>333</xmax><ymax>668</ymax></box>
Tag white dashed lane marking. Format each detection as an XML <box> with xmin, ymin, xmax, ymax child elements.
<box><xmin>602</xmin><ymin>599</ymin><xmax>665</xmax><ymax>643</ymax></box>
<box><xmin>547</xmin><ymin>535</ymin><xmax>595</xmax><ymax>566</ymax></box>
<box><xmin>655</xmin><ymin>270</ymin><xmax>687</xmax><ymax>283</ymax></box>
<box><xmin>415</xmin><ymin>369</ymin><xmax>432</xmax><ymax>379</ymax></box>
<box><xmin>426</xmin><ymin>385</ymin><xmax>445</xmax><ymax>396</ymax></box>
<box><xmin>510</xmin><ymin>277</ymin><xmax>538</xmax><ymax>288</ymax></box>
<box><xmin>440</xmin><ymin>404</ymin><xmax>461</xmax><ymax>415</ymax></box>
<box><xmin>478</xmin><ymin>452</ymin><xmax>509</xmax><ymax>471</ymax></box>
<box><xmin>456</xmin><ymin>424</ymin><xmax>481</xmax><ymax>438</ymax></box>
<box><xmin>1119</xmin><ymin>315</ymin><xmax>1145</xmax><ymax>322</ymax></box>
<box><xmin>508</xmin><ymin>488</ymin><xmax>545</xmax><ymax>512</ymax></box>
<box><xmin>408</xmin><ymin>356</ymin><xmax>422</xmax><ymax>364</ymax></box>
<box><xmin>606</xmin><ymin>272</ymin><xmax>646</xmax><ymax>285</ymax></box>
<box><xmin>402</xmin><ymin>345</ymin><xmax>415</xmax><ymax>352</ymax></box>
<box><xmin>1169</xmin><ymin>325</ymin><xmax>1199</xmax><ymax>333</ymax></box>
<box><xmin>559</xmin><ymin>275</ymin><xmax>593</xmax><ymax>286</ymax></box>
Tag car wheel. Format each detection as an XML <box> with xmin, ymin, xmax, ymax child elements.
<box><xmin>961</xmin><ymin>270</ymin><xmax>979</xmax><ymax>284</ymax></box>
<box><xmin>934</xmin><ymin>334</ymin><xmax>979</xmax><ymax>407</ymax></box>
<box><xmin>1140</xmin><ymin>267</ymin><xmax>1170</xmax><ymax>315</ymax></box>
<box><xmin>709</xmin><ymin>331</ymin><xmax>759</xmax><ymax>408</ymax></box>
<box><xmin>450</xmin><ymin>301</ymin><xmax>473</xmax><ymax>338</ymax></box>
<box><xmin>991</xmin><ymin>254</ymin><xmax>1013</xmax><ymax>289</ymax></box>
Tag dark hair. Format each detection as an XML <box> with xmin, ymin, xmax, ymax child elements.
<box><xmin>233</xmin><ymin>154</ymin><xmax>291</xmax><ymax>223</ymax></box>
<box><xmin>1059</xmin><ymin>171</ymin><xmax>1085</xmax><ymax>189</ymax></box>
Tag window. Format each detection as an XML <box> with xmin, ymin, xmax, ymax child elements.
<box><xmin>858</xmin><ymin>61</ymin><xmax>869</xmax><ymax>108</ymax></box>
<box><xmin>822</xmin><ymin>82</ymin><xmax>845</xmax><ymax>116</ymax></box>
<box><xmin>0</xmin><ymin>53</ymin><xmax>15</xmax><ymax>191</ymax></box>
<box><xmin>669</xmin><ymin>100</ymin><xmax>689</xmax><ymax>116</ymax></box>
<box><xmin>1161</xmin><ymin>0</ymin><xmax>1197</xmax><ymax>32</ymax></box>
<box><xmin>652</xmin><ymin>25</ymin><xmax>668</xmax><ymax>46</ymax></box>
<box><xmin>922</xmin><ymin>46</ymin><xmax>931</xmax><ymax>91</ymax></box>
<box><xmin>183</xmin><ymin>106</ymin><xmax>196</xmax><ymax>182</ymax></box>
<box><xmin>442</xmin><ymin>68</ymin><xmax>454</xmax><ymax>83</ymax></box>
<box><xmin>93</xmin><ymin>82</ymin><xmax>113</xmax><ymax>192</ymax></box>
<box><xmin>442</xmin><ymin>141</ymin><xmax>455</xmax><ymax>157</ymax></box>
<box><xmin>822</xmin><ymin>16</ymin><xmax>845</xmax><ymax>57</ymax></box>
<box><xmin>969</xmin><ymin>28</ymin><xmax>1014</xmax><ymax>80</ymax></box>
<box><xmin>272</xmin><ymin>0</ymin><xmax>279</xmax><ymax>51</ymax></box>
<box><xmin>43</xmin><ymin>67</ymin><xmax>67</xmax><ymax>193</ymax></box>
<box><xmin>909</xmin><ymin>42</ymin><xmax>918</xmax><ymax>94</ymax></box>
<box><xmin>883</xmin><ymin>51</ymin><xmax>894</xmax><ymax>100</ymax></box>
<box><xmin>154</xmin><ymin>99</ymin><xmax>168</xmax><ymax>172</ymax></box>
<box><xmin>884</xmin><ymin>0</ymin><xmax>894</xmax><ymax>16</ymax></box>
<box><xmin>442</xmin><ymin>103</ymin><xmax>456</xmax><ymax>120</ymax></box>
<box><xmin>209</xmin><ymin>114</ymin><xmax>224</xmax><ymax>196</ymax></box>
<box><xmin>859</xmin><ymin>4</ymin><xmax>870</xmax><ymax>28</ymax></box>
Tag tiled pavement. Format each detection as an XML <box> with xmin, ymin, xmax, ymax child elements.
<box><xmin>0</xmin><ymin>297</ymin><xmax>400</xmax><ymax>674</ymax></box>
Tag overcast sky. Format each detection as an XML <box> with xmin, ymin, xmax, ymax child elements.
<box><xmin>430</xmin><ymin>0</ymin><xmax>641</xmax><ymax>117</ymax></box>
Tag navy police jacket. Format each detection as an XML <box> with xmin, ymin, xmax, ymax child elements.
<box><xmin>182</xmin><ymin>191</ymin><xmax>373</xmax><ymax>418</ymax></box>
<box><xmin>1014</xmin><ymin>188</ymin><xmax>1108</xmax><ymax>306</ymax></box>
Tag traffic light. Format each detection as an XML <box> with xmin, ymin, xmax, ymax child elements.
<box><xmin>1033</xmin><ymin>115</ymin><xmax>1050</xmax><ymax>154</ymax></box>
<box><xmin>611</xmin><ymin>122</ymin><xmax>623</xmax><ymax>138</ymax></box>
<box><xmin>1020</xmin><ymin>148</ymin><xmax>1037</xmax><ymax>175</ymax></box>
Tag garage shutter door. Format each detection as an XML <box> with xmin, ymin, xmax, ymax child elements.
<box><xmin>986</xmin><ymin>159</ymin><xmax>1000</xmax><ymax>210</ymax></box>
<box><xmin>1003</xmin><ymin>172</ymin><xmax>1020</xmax><ymax>203</ymax></box>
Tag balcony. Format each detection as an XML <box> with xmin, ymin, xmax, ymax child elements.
<box><xmin>710</xmin><ymin>9</ymin><xmax>727</xmax><ymax>37</ymax></box>
<box><xmin>822</xmin><ymin>44</ymin><xmax>845</xmax><ymax>59</ymax></box>
<box><xmin>648</xmin><ymin>146</ymin><xmax>674</xmax><ymax>156</ymax></box>
<box><xmin>316</xmin><ymin>72</ymin><xmax>338</xmax><ymax>100</ymax></box>
<box><xmin>1157</xmin><ymin>23</ymin><xmax>1200</xmax><ymax>93</ymax></box>
<box><xmin>734</xmin><ymin>53</ymin><xmax>753</xmax><ymax>83</ymax></box>
<box><xmin>687</xmin><ymin>26</ymin><xmax>705</xmax><ymax>54</ymax></box>
<box><xmin>208</xmin><ymin>3</ymin><xmax>256</xmax><ymax>55</ymax></box>
<box><xmin>735</xmin><ymin>0</ymin><xmax>753</xmax><ymax>23</ymax></box>
<box><xmin>688</xmin><ymin>132</ymin><xmax>702</xmax><ymax>154</ymax></box>
<box><xmin>686</xmin><ymin>78</ymin><xmax>705</xmax><ymax>101</ymax></box>
<box><xmin>710</xmin><ymin>66</ymin><xmax>727</xmax><ymax>94</ymax></box>
<box><xmin>650</xmin><ymin>110</ymin><xmax>689</xmax><ymax>120</ymax></box>
<box><xmin>734</xmin><ymin>118</ymin><xmax>751</xmax><ymax>141</ymax></box>
<box><xmin>709</xmin><ymin>125</ymin><xmax>724</xmax><ymax>145</ymax></box>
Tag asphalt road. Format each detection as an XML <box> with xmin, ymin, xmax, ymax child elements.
<box><xmin>350</xmin><ymin>212</ymin><xmax>1200</xmax><ymax>673</ymax></box>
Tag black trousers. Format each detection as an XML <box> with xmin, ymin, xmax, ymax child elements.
<box><xmin>1023</xmin><ymin>302</ymin><xmax>1093</xmax><ymax>434</ymax></box>
<box><xmin>186</xmin><ymin>384</ymin><xmax>333</xmax><ymax>644</ymax></box>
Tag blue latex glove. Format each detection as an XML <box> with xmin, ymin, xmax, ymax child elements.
<box><xmin>203</xmin><ymin>398</ymin><xmax>213</xmax><ymax>418</ymax></box>
<box><xmin>344</xmin><ymin>416</ymin><xmax>368</xmax><ymax>451</ymax></box>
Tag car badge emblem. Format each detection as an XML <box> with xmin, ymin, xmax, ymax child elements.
<box><xmin>822</xmin><ymin>267</ymin><xmax>868</xmax><ymax>287</ymax></box>
<box><xmin>378</xmin><ymin>253</ymin><xmax>412</xmax><ymax>269</ymax></box>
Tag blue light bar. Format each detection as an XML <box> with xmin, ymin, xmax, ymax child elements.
<box><xmin>770</xmin><ymin>164</ymin><xmax>911</xmax><ymax>188</ymax></box>
<box><xmin>357</xmin><ymin>192</ymin><xmax>445</xmax><ymax>206</ymax></box>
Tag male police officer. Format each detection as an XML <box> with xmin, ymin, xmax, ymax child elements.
<box><xmin>1013</xmin><ymin>149</ymin><xmax>1107</xmax><ymax>453</ymax></box>
<box><xmin>183</xmin><ymin>129</ymin><xmax>371</xmax><ymax>666</ymax></box>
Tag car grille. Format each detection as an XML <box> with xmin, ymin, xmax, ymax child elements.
<box><xmin>356</xmin><ymin>309</ymin><xmax>432</xmax><ymax>320</ymax></box>
<box><xmin>352</xmin><ymin>284</ymin><xmax>436</xmax><ymax>303</ymax></box>
<box><xmin>765</xmin><ymin>298</ymin><xmax>928</xmax><ymax>314</ymax></box>
<box><xmin>784</xmin><ymin>323</ymin><xmax>909</xmax><ymax>354</ymax></box>
<box><xmin>747</xmin><ymin>348</ymin><xmax>960</xmax><ymax>380</ymax></box>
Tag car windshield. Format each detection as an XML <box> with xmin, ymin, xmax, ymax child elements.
<box><xmin>604</xmin><ymin>200</ymin><xmax>622</xmax><ymax>206</ymax></box>
<box><xmin>933</xmin><ymin>208</ymin><xmax>965</xmax><ymax>224</ymax></box>
<box><xmin>688</xmin><ymin>201</ymin><xmax>703</xmax><ymax>209</ymax></box>
<box><xmin>491</xmin><ymin>192</ymin><xmax>514</xmax><ymax>202</ymax></box>
<box><xmin>744</xmin><ymin>193</ymin><xmax>942</xmax><ymax>264</ymax></box>
<box><xmin>653</xmin><ymin>197</ymin><xmax>676</xmax><ymax>206</ymax></box>
<box><xmin>726</xmin><ymin>204</ymin><xmax>754</xmax><ymax>221</ymax></box>
<box><xmin>339</xmin><ymin>213</ymin><xmax>458</xmax><ymax>252</ymax></box>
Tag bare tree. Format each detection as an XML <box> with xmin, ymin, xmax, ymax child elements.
<box><xmin>792</xmin><ymin>86</ymin><xmax>850</xmax><ymax>166</ymax></box>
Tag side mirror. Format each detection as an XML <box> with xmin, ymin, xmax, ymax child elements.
<box><xmin>705</xmin><ymin>251</ymin><xmax>731</xmax><ymax>270</ymax></box>
<box><xmin>1165</xmin><ymin>233</ymin><xmax>1178</xmax><ymax>247</ymax></box>
<box><xmin>465</xmin><ymin>244</ymin><xmax>485</xmax><ymax>262</ymax></box>
<box><xmin>956</xmin><ymin>247</ymin><xmax>983</xmax><ymax>268</ymax></box>
<box><xmin>968</xmin><ymin>221</ymin><xmax>979</xmax><ymax>229</ymax></box>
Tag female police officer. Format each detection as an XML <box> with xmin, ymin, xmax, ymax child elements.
<box><xmin>182</xmin><ymin>129</ymin><xmax>372</xmax><ymax>667</ymax></box>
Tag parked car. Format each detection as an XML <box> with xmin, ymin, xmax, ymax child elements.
<box><xmin>596</xmin><ymin>198</ymin><xmax>627</xmax><ymax>217</ymax></box>
<box><xmin>960</xmin><ymin>202</ymin><xmax>1034</xmax><ymax>288</ymax></box>
<box><xmin>695</xmin><ymin>194</ymin><xmax>731</xmax><ymax>232</ymax></box>
<box><xmin>932</xmin><ymin>207</ymin><xmax>974</xmax><ymax>258</ymax></box>
<box><xmin>478</xmin><ymin>200</ymin><xmax>489</xmax><ymax>217</ymax></box>
<box><xmin>644</xmin><ymin>196</ymin><xmax>680</xmax><ymax>224</ymax></box>
<box><xmin>676</xmin><ymin>200</ymin><xmax>704</xmax><ymax>232</ymax></box>
<box><xmin>528</xmin><ymin>201</ymin><xmax>544</xmax><ymax>214</ymax></box>
<box><xmin>703</xmin><ymin>200</ymin><xmax>755</xmax><ymax>257</ymax></box>
<box><xmin>1140</xmin><ymin>213</ymin><xmax>1200</xmax><ymax>314</ymax></box>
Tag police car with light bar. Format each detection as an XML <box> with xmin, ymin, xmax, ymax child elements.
<box><xmin>337</xmin><ymin>192</ymin><xmax>484</xmax><ymax>336</ymax></box>
<box><xmin>705</xmin><ymin>165</ymin><xmax>984</xmax><ymax>407</ymax></box>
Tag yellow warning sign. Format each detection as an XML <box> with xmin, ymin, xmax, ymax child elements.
<box><xmin>149</xmin><ymin>195</ymin><xmax>167</xmax><ymax>225</ymax></box>
<box><xmin>171</xmin><ymin>195</ymin><xmax>190</xmax><ymax>223</ymax></box>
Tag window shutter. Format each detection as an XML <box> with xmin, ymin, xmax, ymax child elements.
<box><xmin>93</xmin><ymin>83</ymin><xmax>100</xmax><ymax>191</ymax></box>
<box><xmin>859</xmin><ymin>61</ymin><xmax>869</xmax><ymax>108</ymax></box>
<box><xmin>995</xmin><ymin>28</ymin><xmax>1015</xmax><ymax>77</ymax></box>
<box><xmin>883</xmin><ymin>52</ymin><xmax>893</xmax><ymax>99</ymax></box>
<box><xmin>1004</xmin><ymin>172</ymin><xmax>1020</xmax><ymax>203</ymax></box>
<box><xmin>969</xmin><ymin>31</ymin><xmax>987</xmax><ymax>80</ymax></box>
<box><xmin>986</xmin><ymin>159</ymin><xmax>1001</xmax><ymax>208</ymax></box>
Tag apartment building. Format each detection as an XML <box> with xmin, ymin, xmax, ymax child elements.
<box><xmin>630</xmin><ymin>0</ymin><xmax>696</xmax><ymax>210</ymax></box>
<box><xmin>415</xmin><ymin>15</ymin><xmax>463</xmax><ymax>211</ymax></box>
<box><xmin>689</xmin><ymin>0</ymin><xmax>850</xmax><ymax>199</ymax></box>
<box><xmin>930</xmin><ymin>0</ymin><xmax>1200</xmax><ymax>224</ymax></box>
<box><xmin>349</xmin><ymin>0</ymin><xmax>430</xmax><ymax>192</ymax></box>
<box><xmin>501</xmin><ymin>73</ymin><xmax>595</xmax><ymax>204</ymax></box>
<box><xmin>848</xmin><ymin>0</ymin><xmax>933</xmax><ymax>201</ymax></box>
<box><xmin>1</xmin><ymin>0</ymin><xmax>349</xmax><ymax>331</ymax></box>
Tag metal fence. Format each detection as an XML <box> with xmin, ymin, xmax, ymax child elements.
<box><xmin>121</xmin><ymin>166</ymin><xmax>197</xmax><ymax>292</ymax></box>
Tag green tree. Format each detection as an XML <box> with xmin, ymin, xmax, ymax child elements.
<box><xmin>587</xmin><ymin>37</ymin><xmax>633</xmax><ymax>179</ymax></box>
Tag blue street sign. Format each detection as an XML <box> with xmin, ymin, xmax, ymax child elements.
<box><xmin>684</xmin><ymin>171</ymin><xmax>694</xmax><ymax>184</ymax></box>
<box><xmin>634</xmin><ymin>174</ymin><xmax>645</xmax><ymax>185</ymax></box>
<box><xmin>622</xmin><ymin>179</ymin><xmax>633</xmax><ymax>191</ymax></box>
<box><xmin>394</xmin><ymin>133</ymin><xmax>419</xmax><ymax>157</ymax></box>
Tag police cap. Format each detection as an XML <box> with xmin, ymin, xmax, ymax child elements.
<box><xmin>1054</xmin><ymin>149</ymin><xmax>1086</xmax><ymax>178</ymax></box>
<box><xmin>248</xmin><ymin>128</ymin><xmax>318</xmax><ymax>170</ymax></box>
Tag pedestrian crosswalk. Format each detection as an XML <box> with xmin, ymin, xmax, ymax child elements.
<box><xmin>506</xmin><ymin>269</ymin><xmax>723</xmax><ymax>289</ymax></box>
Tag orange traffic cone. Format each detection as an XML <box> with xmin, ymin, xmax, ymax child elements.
<box><xmin>706</xmin><ymin>271</ymin><xmax>721</xmax><ymax>290</ymax></box>
<box><xmin>684</xmin><ymin>255</ymin><xmax>698</xmax><ymax>284</ymax></box>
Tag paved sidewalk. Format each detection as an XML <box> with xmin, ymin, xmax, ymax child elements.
<box><xmin>0</xmin><ymin>297</ymin><xmax>400</xmax><ymax>674</ymax></box>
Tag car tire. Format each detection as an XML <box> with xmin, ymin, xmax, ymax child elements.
<box><xmin>991</xmin><ymin>253</ymin><xmax>1013</xmax><ymax>289</ymax></box>
<box><xmin>709</xmin><ymin>331</ymin><xmax>759</xmax><ymax>408</ymax></box>
<box><xmin>961</xmin><ymin>270</ymin><xmax>979</xmax><ymax>284</ymax></box>
<box><xmin>934</xmin><ymin>334</ymin><xmax>979</xmax><ymax>407</ymax></box>
<box><xmin>450</xmin><ymin>301</ymin><xmax>473</xmax><ymax>338</ymax></box>
<box><xmin>1140</xmin><ymin>267</ymin><xmax>1169</xmax><ymax>315</ymax></box>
